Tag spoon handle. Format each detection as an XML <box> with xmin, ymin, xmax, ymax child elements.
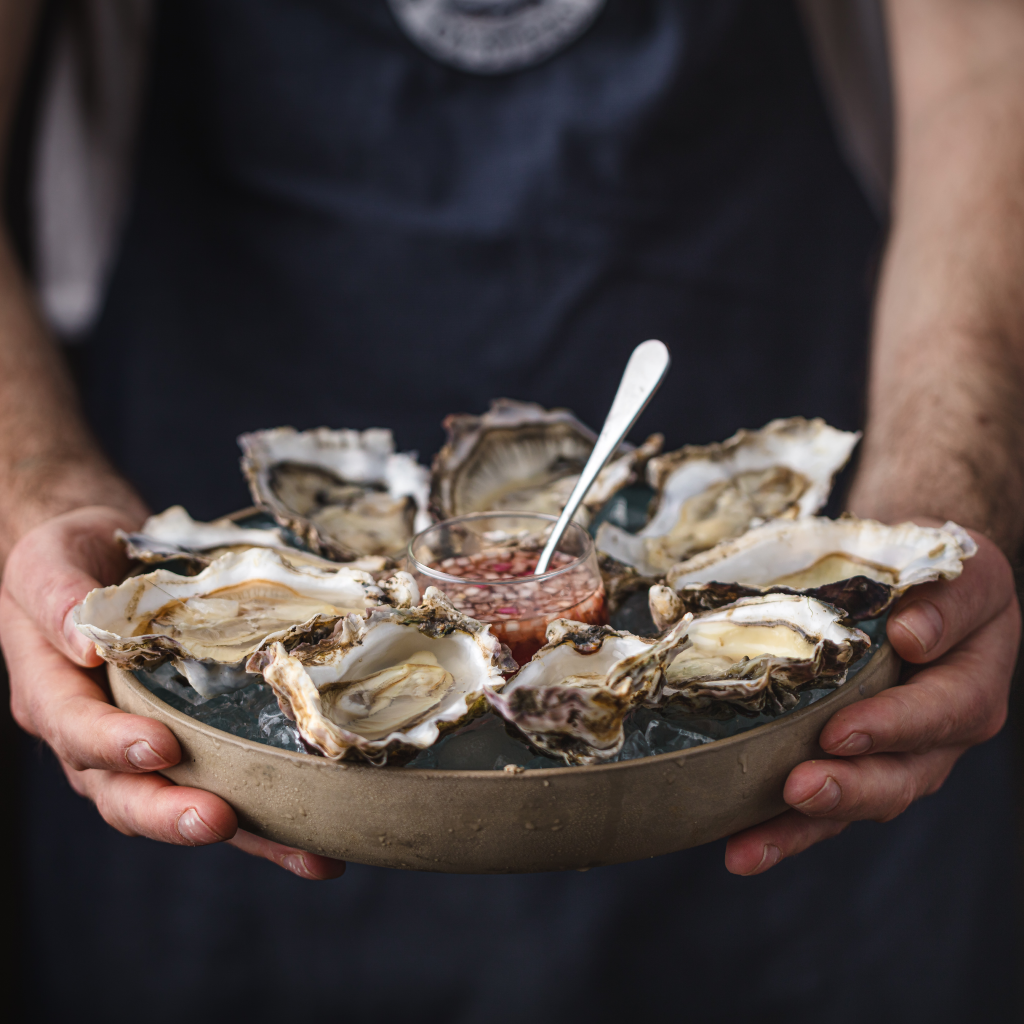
<box><xmin>534</xmin><ymin>339</ymin><xmax>671</xmax><ymax>575</ymax></box>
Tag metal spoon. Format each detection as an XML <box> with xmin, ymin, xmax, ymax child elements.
<box><xmin>533</xmin><ymin>339</ymin><xmax>671</xmax><ymax>575</ymax></box>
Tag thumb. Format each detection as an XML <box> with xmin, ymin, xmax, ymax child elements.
<box><xmin>887</xmin><ymin>529</ymin><xmax>1016</xmax><ymax>664</ymax></box>
<box><xmin>3</xmin><ymin>506</ymin><xmax>138</xmax><ymax>667</ymax></box>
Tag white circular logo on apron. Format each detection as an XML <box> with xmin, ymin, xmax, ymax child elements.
<box><xmin>387</xmin><ymin>0</ymin><xmax>607</xmax><ymax>75</ymax></box>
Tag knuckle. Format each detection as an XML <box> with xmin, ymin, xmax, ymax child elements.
<box><xmin>924</xmin><ymin>765</ymin><xmax>953</xmax><ymax>797</ymax></box>
<box><xmin>65</xmin><ymin>771</ymin><xmax>91</xmax><ymax>798</ymax></box>
<box><xmin>876</xmin><ymin>792</ymin><xmax>913</xmax><ymax>823</ymax></box>
<box><xmin>61</xmin><ymin>761</ymin><xmax>93</xmax><ymax>798</ymax></box>
<box><xmin>956</xmin><ymin>698</ymin><xmax>1007</xmax><ymax>747</ymax></box>
<box><xmin>978</xmin><ymin>703</ymin><xmax>1008</xmax><ymax>743</ymax></box>
<box><xmin>9</xmin><ymin>694</ymin><xmax>36</xmax><ymax>734</ymax></box>
<box><xmin>874</xmin><ymin>767</ymin><xmax>917</xmax><ymax>823</ymax></box>
<box><xmin>94</xmin><ymin>785</ymin><xmax>137</xmax><ymax>838</ymax></box>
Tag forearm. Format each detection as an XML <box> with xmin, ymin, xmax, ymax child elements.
<box><xmin>0</xmin><ymin>0</ymin><xmax>145</xmax><ymax>561</ymax></box>
<box><xmin>849</xmin><ymin>0</ymin><xmax>1024</xmax><ymax>556</ymax></box>
<box><xmin>0</xmin><ymin>237</ymin><xmax>147</xmax><ymax>559</ymax></box>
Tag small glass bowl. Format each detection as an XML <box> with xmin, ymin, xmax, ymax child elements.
<box><xmin>406</xmin><ymin>512</ymin><xmax>607</xmax><ymax>666</ymax></box>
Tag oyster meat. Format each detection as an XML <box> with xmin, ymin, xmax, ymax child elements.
<box><xmin>430</xmin><ymin>398</ymin><xmax>662</xmax><ymax>525</ymax></box>
<box><xmin>239</xmin><ymin>427</ymin><xmax>431</xmax><ymax>561</ymax></box>
<box><xmin>650</xmin><ymin>517</ymin><xmax>977</xmax><ymax>626</ymax></box>
<box><xmin>74</xmin><ymin>547</ymin><xmax>418</xmax><ymax>698</ymax></box>
<box><xmin>651</xmin><ymin>594</ymin><xmax>869</xmax><ymax>715</ymax></box>
<box><xmin>118</xmin><ymin>505</ymin><xmax>387</xmax><ymax>574</ymax></box>
<box><xmin>248</xmin><ymin>588</ymin><xmax>515</xmax><ymax>763</ymax></box>
<box><xmin>596</xmin><ymin>418</ymin><xmax>860</xmax><ymax>575</ymax></box>
<box><xmin>485</xmin><ymin>618</ymin><xmax>689</xmax><ymax>765</ymax></box>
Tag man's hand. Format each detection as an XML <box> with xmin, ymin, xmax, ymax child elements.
<box><xmin>724</xmin><ymin>529</ymin><xmax>1018</xmax><ymax>875</ymax></box>
<box><xmin>1</xmin><ymin>506</ymin><xmax>346</xmax><ymax>880</ymax></box>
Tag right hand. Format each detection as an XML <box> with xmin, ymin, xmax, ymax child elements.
<box><xmin>2</xmin><ymin>505</ymin><xmax>345</xmax><ymax>880</ymax></box>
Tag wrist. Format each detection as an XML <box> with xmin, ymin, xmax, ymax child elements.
<box><xmin>0</xmin><ymin>452</ymin><xmax>148</xmax><ymax>562</ymax></box>
<box><xmin>847</xmin><ymin>466</ymin><xmax>1017</xmax><ymax>558</ymax></box>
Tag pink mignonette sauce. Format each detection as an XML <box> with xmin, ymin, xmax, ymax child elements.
<box><xmin>427</xmin><ymin>547</ymin><xmax>607</xmax><ymax>666</ymax></box>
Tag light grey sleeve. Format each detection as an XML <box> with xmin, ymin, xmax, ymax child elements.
<box><xmin>30</xmin><ymin>0</ymin><xmax>153</xmax><ymax>340</ymax></box>
<box><xmin>796</xmin><ymin>0</ymin><xmax>893</xmax><ymax>216</ymax></box>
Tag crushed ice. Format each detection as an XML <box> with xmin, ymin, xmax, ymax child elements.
<box><xmin>135</xmin><ymin>614</ymin><xmax>883</xmax><ymax>769</ymax></box>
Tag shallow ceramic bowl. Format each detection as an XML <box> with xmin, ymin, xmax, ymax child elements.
<box><xmin>108</xmin><ymin>642</ymin><xmax>898</xmax><ymax>873</ymax></box>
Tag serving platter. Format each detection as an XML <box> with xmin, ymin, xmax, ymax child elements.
<box><xmin>109</xmin><ymin>641</ymin><xmax>899</xmax><ymax>873</ymax></box>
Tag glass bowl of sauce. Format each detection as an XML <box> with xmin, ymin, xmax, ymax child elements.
<box><xmin>407</xmin><ymin>512</ymin><xmax>606</xmax><ymax>665</ymax></box>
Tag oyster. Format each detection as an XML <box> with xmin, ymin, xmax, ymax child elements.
<box><xmin>651</xmin><ymin>594</ymin><xmax>869</xmax><ymax>715</ymax></box>
<box><xmin>485</xmin><ymin>618</ymin><xmax>689</xmax><ymax>765</ymax></box>
<box><xmin>651</xmin><ymin>517</ymin><xmax>977</xmax><ymax>627</ymax></box>
<box><xmin>247</xmin><ymin>588</ymin><xmax>514</xmax><ymax>763</ymax></box>
<box><xmin>239</xmin><ymin>427</ymin><xmax>432</xmax><ymax>561</ymax></box>
<box><xmin>597</xmin><ymin>552</ymin><xmax>661</xmax><ymax>617</ymax></box>
<box><xmin>74</xmin><ymin>547</ymin><xmax>418</xmax><ymax>698</ymax></box>
<box><xmin>596</xmin><ymin>418</ymin><xmax>860</xmax><ymax>575</ymax></box>
<box><xmin>118</xmin><ymin>505</ymin><xmax>388</xmax><ymax>574</ymax></box>
<box><xmin>430</xmin><ymin>398</ymin><xmax>662</xmax><ymax>525</ymax></box>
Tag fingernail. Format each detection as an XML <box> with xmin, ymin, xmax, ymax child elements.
<box><xmin>746</xmin><ymin>844</ymin><xmax>782</xmax><ymax>875</ymax></box>
<box><xmin>282</xmin><ymin>853</ymin><xmax>315</xmax><ymax>879</ymax></box>
<box><xmin>891</xmin><ymin>600</ymin><xmax>943</xmax><ymax>655</ymax></box>
<box><xmin>176</xmin><ymin>808</ymin><xmax>223</xmax><ymax>845</ymax></box>
<box><xmin>63</xmin><ymin>609</ymin><xmax>89</xmax><ymax>658</ymax></box>
<box><xmin>827</xmin><ymin>731</ymin><xmax>872</xmax><ymax>756</ymax></box>
<box><xmin>125</xmin><ymin>740</ymin><xmax>168</xmax><ymax>770</ymax></box>
<box><xmin>794</xmin><ymin>776</ymin><xmax>842</xmax><ymax>815</ymax></box>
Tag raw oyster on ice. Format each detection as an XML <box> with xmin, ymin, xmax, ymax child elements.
<box><xmin>118</xmin><ymin>505</ymin><xmax>388</xmax><ymax>574</ymax></box>
<box><xmin>651</xmin><ymin>517</ymin><xmax>977</xmax><ymax>627</ymax></box>
<box><xmin>239</xmin><ymin>427</ymin><xmax>431</xmax><ymax>561</ymax></box>
<box><xmin>74</xmin><ymin>547</ymin><xmax>418</xmax><ymax>698</ymax></box>
<box><xmin>430</xmin><ymin>399</ymin><xmax>662</xmax><ymax>525</ymax></box>
<box><xmin>650</xmin><ymin>594</ymin><xmax>869</xmax><ymax>716</ymax></box>
<box><xmin>485</xmin><ymin>618</ymin><xmax>689</xmax><ymax>765</ymax></box>
<box><xmin>596</xmin><ymin>418</ymin><xmax>860</xmax><ymax>575</ymax></box>
<box><xmin>248</xmin><ymin>588</ymin><xmax>515</xmax><ymax>763</ymax></box>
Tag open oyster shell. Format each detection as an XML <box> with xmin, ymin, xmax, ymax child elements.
<box><xmin>597</xmin><ymin>552</ymin><xmax>662</xmax><ymax>617</ymax></box>
<box><xmin>651</xmin><ymin>517</ymin><xmax>977</xmax><ymax>627</ymax></box>
<box><xmin>74</xmin><ymin>548</ymin><xmax>418</xmax><ymax>698</ymax></box>
<box><xmin>239</xmin><ymin>427</ymin><xmax>431</xmax><ymax>561</ymax></box>
<box><xmin>485</xmin><ymin>618</ymin><xmax>689</xmax><ymax>765</ymax></box>
<box><xmin>247</xmin><ymin>588</ymin><xmax>515</xmax><ymax>763</ymax></box>
<box><xmin>596</xmin><ymin>418</ymin><xmax>860</xmax><ymax>575</ymax></box>
<box><xmin>650</xmin><ymin>595</ymin><xmax>869</xmax><ymax>716</ymax></box>
<box><xmin>430</xmin><ymin>398</ymin><xmax>662</xmax><ymax>525</ymax></box>
<box><xmin>118</xmin><ymin>505</ymin><xmax>389</xmax><ymax>574</ymax></box>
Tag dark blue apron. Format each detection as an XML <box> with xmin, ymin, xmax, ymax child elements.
<box><xmin>26</xmin><ymin>1</ymin><xmax>1018</xmax><ymax>1019</ymax></box>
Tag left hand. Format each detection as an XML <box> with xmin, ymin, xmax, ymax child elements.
<box><xmin>2</xmin><ymin>507</ymin><xmax>346</xmax><ymax>881</ymax></box>
<box><xmin>724</xmin><ymin>528</ymin><xmax>1019</xmax><ymax>875</ymax></box>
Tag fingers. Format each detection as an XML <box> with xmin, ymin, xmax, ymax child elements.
<box><xmin>887</xmin><ymin>530</ymin><xmax>1016</xmax><ymax>664</ymax></box>
<box><xmin>2</xmin><ymin>505</ymin><xmax>137</xmax><ymax>667</ymax></box>
<box><xmin>725</xmin><ymin>747</ymin><xmax>961</xmax><ymax>876</ymax></box>
<box><xmin>3</xmin><ymin>508</ymin><xmax>346</xmax><ymax>882</ymax></box>
<box><xmin>783</xmin><ymin>747</ymin><xmax>961</xmax><ymax>823</ymax></box>
<box><xmin>66</xmin><ymin>766</ymin><xmax>345</xmax><ymax>878</ymax></box>
<box><xmin>820</xmin><ymin>599</ymin><xmax>1016</xmax><ymax>756</ymax></box>
<box><xmin>66</xmin><ymin>765</ymin><xmax>239</xmax><ymax>846</ymax></box>
<box><xmin>728</xmin><ymin>530</ymin><xmax>1016</xmax><ymax>878</ymax></box>
<box><xmin>65</xmin><ymin>763</ymin><xmax>345</xmax><ymax>879</ymax></box>
<box><xmin>229</xmin><ymin>830</ymin><xmax>347</xmax><ymax>880</ymax></box>
<box><xmin>3</xmin><ymin>590</ymin><xmax>182</xmax><ymax>771</ymax></box>
<box><xmin>725</xmin><ymin>811</ymin><xmax>849</xmax><ymax>875</ymax></box>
